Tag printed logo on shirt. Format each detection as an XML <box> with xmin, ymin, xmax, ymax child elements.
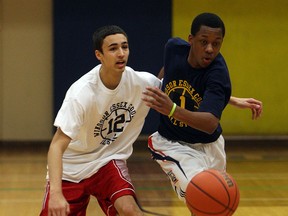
<box><xmin>94</xmin><ymin>102</ymin><xmax>136</xmax><ymax>145</ymax></box>
<box><xmin>164</xmin><ymin>79</ymin><xmax>202</xmax><ymax>127</ymax></box>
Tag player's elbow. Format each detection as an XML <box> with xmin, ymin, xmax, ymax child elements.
<box><xmin>204</xmin><ymin>116</ymin><xmax>219</xmax><ymax>134</ymax></box>
<box><xmin>205</xmin><ymin>124</ymin><xmax>218</xmax><ymax>135</ymax></box>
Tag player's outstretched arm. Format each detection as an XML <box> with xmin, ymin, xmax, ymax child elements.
<box><xmin>229</xmin><ymin>96</ymin><xmax>263</xmax><ymax>120</ymax></box>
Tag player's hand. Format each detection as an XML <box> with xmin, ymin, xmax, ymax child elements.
<box><xmin>48</xmin><ymin>191</ymin><xmax>70</xmax><ymax>216</ymax></box>
<box><xmin>142</xmin><ymin>86</ymin><xmax>174</xmax><ymax>116</ymax></box>
<box><xmin>229</xmin><ymin>97</ymin><xmax>263</xmax><ymax>120</ymax></box>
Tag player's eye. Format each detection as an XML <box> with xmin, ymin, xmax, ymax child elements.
<box><xmin>200</xmin><ymin>40</ymin><xmax>207</xmax><ymax>46</ymax></box>
<box><xmin>122</xmin><ymin>45</ymin><xmax>128</xmax><ymax>50</ymax></box>
<box><xmin>109</xmin><ymin>47</ymin><xmax>117</xmax><ymax>51</ymax></box>
<box><xmin>212</xmin><ymin>42</ymin><xmax>220</xmax><ymax>48</ymax></box>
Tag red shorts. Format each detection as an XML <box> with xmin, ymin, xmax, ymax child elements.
<box><xmin>40</xmin><ymin>160</ymin><xmax>136</xmax><ymax>216</ymax></box>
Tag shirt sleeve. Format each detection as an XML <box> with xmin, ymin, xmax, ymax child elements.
<box><xmin>198</xmin><ymin>68</ymin><xmax>231</xmax><ymax>119</ymax></box>
<box><xmin>54</xmin><ymin>97</ymin><xmax>84</xmax><ymax>140</ymax></box>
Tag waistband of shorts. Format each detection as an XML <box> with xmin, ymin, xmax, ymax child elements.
<box><xmin>177</xmin><ymin>135</ymin><xmax>222</xmax><ymax>146</ymax></box>
<box><xmin>178</xmin><ymin>140</ymin><xmax>206</xmax><ymax>146</ymax></box>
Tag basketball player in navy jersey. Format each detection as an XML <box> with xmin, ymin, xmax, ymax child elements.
<box><xmin>142</xmin><ymin>12</ymin><xmax>262</xmax><ymax>212</ymax></box>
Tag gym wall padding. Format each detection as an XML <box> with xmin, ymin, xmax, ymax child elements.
<box><xmin>53</xmin><ymin>0</ymin><xmax>288</xmax><ymax>136</ymax></box>
<box><xmin>1</xmin><ymin>0</ymin><xmax>286</xmax><ymax>141</ymax></box>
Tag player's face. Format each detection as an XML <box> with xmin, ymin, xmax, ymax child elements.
<box><xmin>96</xmin><ymin>33</ymin><xmax>129</xmax><ymax>73</ymax></box>
<box><xmin>188</xmin><ymin>25</ymin><xmax>223</xmax><ymax>68</ymax></box>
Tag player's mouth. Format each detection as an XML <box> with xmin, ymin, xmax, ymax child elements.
<box><xmin>203</xmin><ymin>57</ymin><xmax>212</xmax><ymax>65</ymax></box>
<box><xmin>116</xmin><ymin>60</ymin><xmax>126</xmax><ymax>69</ymax></box>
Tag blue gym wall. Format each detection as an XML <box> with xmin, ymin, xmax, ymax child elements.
<box><xmin>53</xmin><ymin>0</ymin><xmax>172</xmax><ymax>134</ymax></box>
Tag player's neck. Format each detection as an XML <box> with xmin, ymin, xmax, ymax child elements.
<box><xmin>99</xmin><ymin>67</ymin><xmax>122</xmax><ymax>90</ymax></box>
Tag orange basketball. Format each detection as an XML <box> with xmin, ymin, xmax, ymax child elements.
<box><xmin>185</xmin><ymin>169</ymin><xmax>240</xmax><ymax>216</ymax></box>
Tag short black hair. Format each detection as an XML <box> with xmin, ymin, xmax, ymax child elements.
<box><xmin>92</xmin><ymin>25</ymin><xmax>128</xmax><ymax>52</ymax></box>
<box><xmin>191</xmin><ymin>13</ymin><xmax>225</xmax><ymax>37</ymax></box>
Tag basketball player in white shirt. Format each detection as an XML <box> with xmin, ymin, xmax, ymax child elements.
<box><xmin>40</xmin><ymin>25</ymin><xmax>161</xmax><ymax>216</ymax></box>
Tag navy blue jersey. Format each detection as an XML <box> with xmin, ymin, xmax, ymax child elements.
<box><xmin>158</xmin><ymin>38</ymin><xmax>232</xmax><ymax>143</ymax></box>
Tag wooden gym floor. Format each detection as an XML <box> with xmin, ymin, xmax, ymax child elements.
<box><xmin>1</xmin><ymin>137</ymin><xmax>288</xmax><ymax>216</ymax></box>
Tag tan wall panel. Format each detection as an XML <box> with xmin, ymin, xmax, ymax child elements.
<box><xmin>0</xmin><ymin>0</ymin><xmax>3</xmax><ymax>139</ymax></box>
<box><xmin>1</xmin><ymin>0</ymin><xmax>52</xmax><ymax>140</ymax></box>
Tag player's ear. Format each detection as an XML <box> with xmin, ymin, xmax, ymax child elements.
<box><xmin>188</xmin><ymin>34</ymin><xmax>194</xmax><ymax>45</ymax></box>
<box><xmin>95</xmin><ymin>50</ymin><xmax>102</xmax><ymax>61</ymax></box>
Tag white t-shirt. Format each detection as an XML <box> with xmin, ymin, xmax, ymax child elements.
<box><xmin>53</xmin><ymin>65</ymin><xmax>161</xmax><ymax>182</ymax></box>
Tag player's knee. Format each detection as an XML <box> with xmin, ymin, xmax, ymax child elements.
<box><xmin>117</xmin><ymin>203</ymin><xmax>143</xmax><ymax>216</ymax></box>
<box><xmin>114</xmin><ymin>195</ymin><xmax>144</xmax><ymax>216</ymax></box>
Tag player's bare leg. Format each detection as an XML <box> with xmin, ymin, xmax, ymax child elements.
<box><xmin>114</xmin><ymin>195</ymin><xmax>144</xmax><ymax>216</ymax></box>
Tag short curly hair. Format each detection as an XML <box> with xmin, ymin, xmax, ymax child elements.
<box><xmin>92</xmin><ymin>25</ymin><xmax>128</xmax><ymax>52</ymax></box>
<box><xmin>191</xmin><ymin>13</ymin><xmax>225</xmax><ymax>38</ymax></box>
